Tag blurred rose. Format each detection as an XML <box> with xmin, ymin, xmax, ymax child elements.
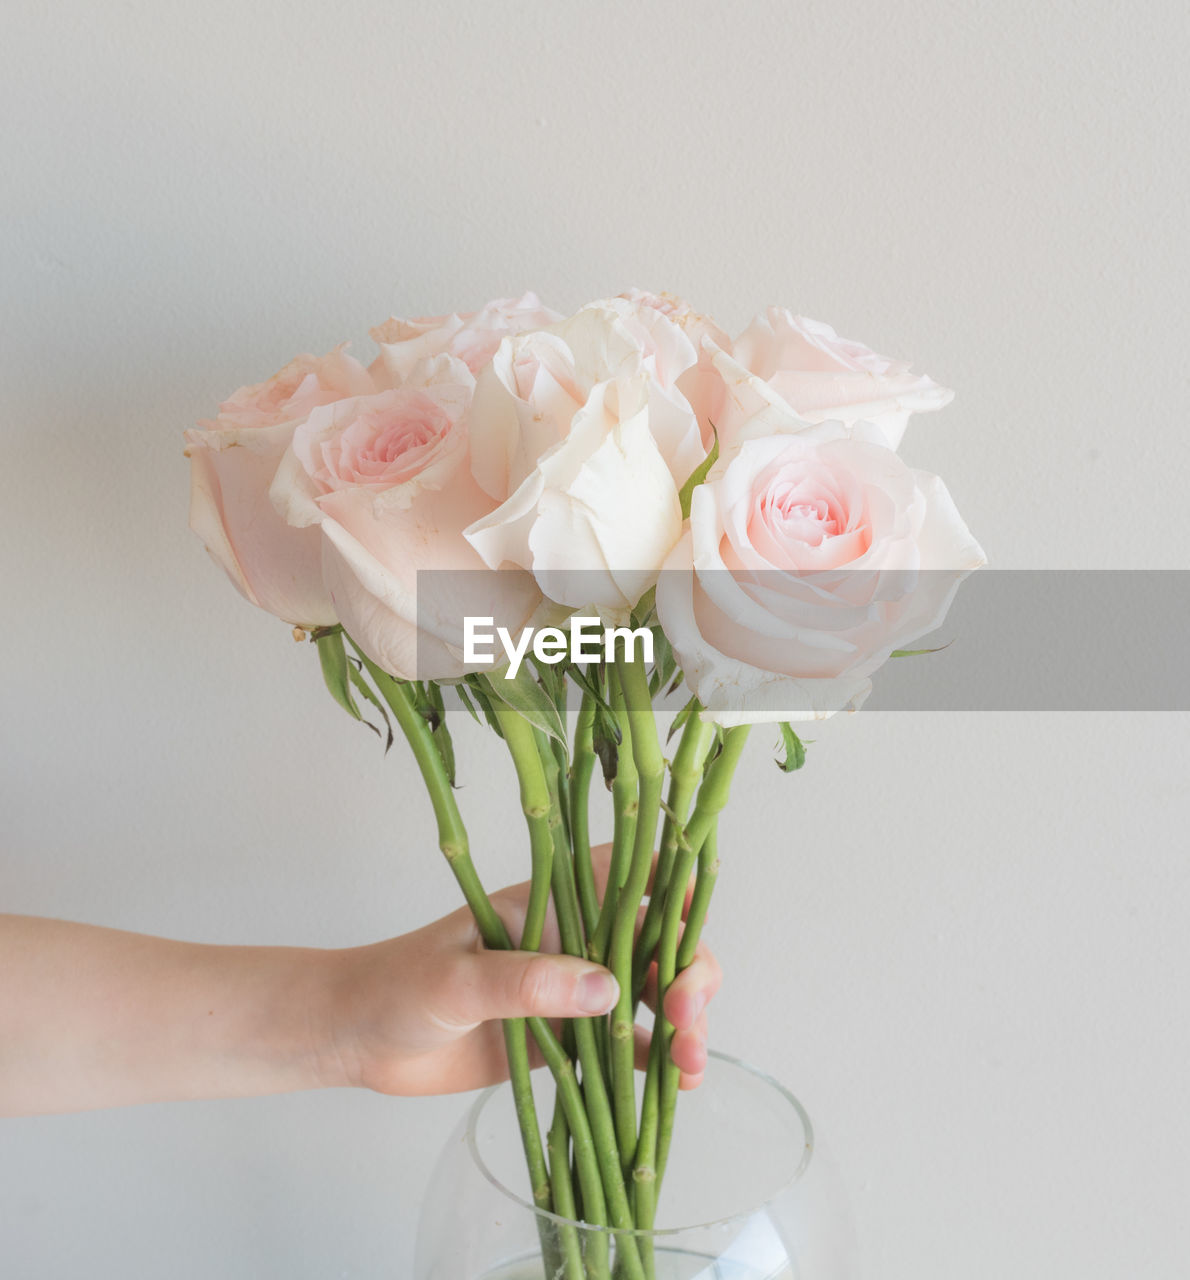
<box><xmin>656</xmin><ymin>410</ymin><xmax>986</xmax><ymax>724</ymax></box>
<box><xmin>184</xmin><ymin>347</ymin><xmax>374</xmax><ymax>627</ymax></box>
<box><xmin>464</xmin><ymin>297</ymin><xmax>707</xmax><ymax>613</ymax></box>
<box><xmin>369</xmin><ymin>292</ymin><xmax>562</xmax><ymax>387</ymax></box>
<box><xmin>710</xmin><ymin>310</ymin><xmax>953</xmax><ymax>452</ymax></box>
<box><xmin>271</xmin><ymin>355</ymin><xmax>540</xmax><ymax>680</ymax></box>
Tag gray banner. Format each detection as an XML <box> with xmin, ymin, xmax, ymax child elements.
<box><xmin>414</xmin><ymin>570</ymin><xmax>1190</xmax><ymax>713</ymax></box>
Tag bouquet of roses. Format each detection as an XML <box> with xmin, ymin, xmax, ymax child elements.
<box><xmin>185</xmin><ymin>290</ymin><xmax>984</xmax><ymax>1280</ymax></box>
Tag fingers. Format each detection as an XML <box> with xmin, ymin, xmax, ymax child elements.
<box><xmin>661</xmin><ymin>942</ymin><xmax>718</xmax><ymax>1089</ymax></box>
<box><xmin>631</xmin><ymin>937</ymin><xmax>720</xmax><ymax>1094</ymax></box>
<box><xmin>670</xmin><ymin>1008</ymin><xmax>709</xmax><ymax>1086</ymax></box>
<box><xmin>631</xmin><ymin>1021</ymin><xmax>707</xmax><ymax>1090</ymax></box>
<box><xmin>444</xmin><ymin>951</ymin><xmax>620</xmax><ymax>1027</ymax></box>
<box><xmin>469</xmin><ymin>944</ymin><xmax>716</xmax><ymax>1094</ymax></box>
<box><xmin>638</xmin><ymin>941</ymin><xmax>722</xmax><ymax>1022</ymax></box>
<box><xmin>636</xmin><ymin>940</ymin><xmax>720</xmax><ymax>1090</ymax></box>
<box><xmin>662</xmin><ymin>944</ymin><xmax>722</xmax><ymax>1030</ymax></box>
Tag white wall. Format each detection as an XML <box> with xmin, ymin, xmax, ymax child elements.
<box><xmin>3</xmin><ymin>2</ymin><xmax>1188</xmax><ymax>1276</ymax></box>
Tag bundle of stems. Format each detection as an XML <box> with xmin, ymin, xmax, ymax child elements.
<box><xmin>332</xmin><ymin>632</ymin><xmax>750</xmax><ymax>1280</ymax></box>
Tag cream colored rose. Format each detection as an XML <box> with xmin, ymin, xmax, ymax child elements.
<box><xmin>656</xmin><ymin>411</ymin><xmax>986</xmax><ymax>724</ymax></box>
<box><xmin>368</xmin><ymin>292</ymin><xmax>562</xmax><ymax>388</ymax></box>
<box><xmin>184</xmin><ymin>347</ymin><xmax>374</xmax><ymax>627</ymax></box>
<box><xmin>464</xmin><ymin>297</ymin><xmax>707</xmax><ymax>613</ymax></box>
<box><xmin>617</xmin><ymin>289</ymin><xmax>732</xmax><ymax>444</ymax></box>
<box><xmin>271</xmin><ymin>355</ymin><xmax>540</xmax><ymax>680</ymax></box>
<box><xmin>710</xmin><ymin>309</ymin><xmax>953</xmax><ymax>452</ymax></box>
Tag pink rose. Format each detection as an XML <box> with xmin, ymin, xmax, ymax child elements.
<box><xmin>464</xmin><ymin>297</ymin><xmax>707</xmax><ymax>612</ymax></box>
<box><xmin>184</xmin><ymin>347</ymin><xmax>375</xmax><ymax>627</ymax></box>
<box><xmin>271</xmin><ymin>355</ymin><xmax>540</xmax><ymax>680</ymax></box>
<box><xmin>368</xmin><ymin>292</ymin><xmax>562</xmax><ymax>387</ymax></box>
<box><xmin>710</xmin><ymin>309</ymin><xmax>954</xmax><ymax>452</ymax></box>
<box><xmin>656</xmin><ymin>410</ymin><xmax>985</xmax><ymax>724</ymax></box>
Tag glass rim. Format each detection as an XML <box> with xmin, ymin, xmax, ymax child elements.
<box><xmin>463</xmin><ymin>1049</ymin><xmax>815</xmax><ymax>1238</ymax></box>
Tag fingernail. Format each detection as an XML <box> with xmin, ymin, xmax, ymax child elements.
<box><xmin>577</xmin><ymin>971</ymin><xmax>620</xmax><ymax>1014</ymax></box>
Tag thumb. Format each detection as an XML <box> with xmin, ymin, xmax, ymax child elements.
<box><xmin>447</xmin><ymin>951</ymin><xmax>620</xmax><ymax>1025</ymax></box>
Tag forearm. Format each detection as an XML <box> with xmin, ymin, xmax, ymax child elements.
<box><xmin>0</xmin><ymin>915</ymin><xmax>350</xmax><ymax>1117</ymax></box>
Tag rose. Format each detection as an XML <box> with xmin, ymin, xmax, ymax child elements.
<box><xmin>270</xmin><ymin>355</ymin><xmax>541</xmax><ymax>680</ymax></box>
<box><xmin>656</xmin><ymin>410</ymin><xmax>986</xmax><ymax>724</ymax></box>
<box><xmin>464</xmin><ymin>296</ymin><xmax>708</xmax><ymax>613</ymax></box>
<box><xmin>368</xmin><ymin>292</ymin><xmax>562</xmax><ymax>388</ymax></box>
<box><xmin>184</xmin><ymin>347</ymin><xmax>375</xmax><ymax>627</ymax></box>
<box><xmin>617</xmin><ymin>289</ymin><xmax>732</xmax><ymax>443</ymax></box>
<box><xmin>709</xmin><ymin>309</ymin><xmax>954</xmax><ymax>453</ymax></box>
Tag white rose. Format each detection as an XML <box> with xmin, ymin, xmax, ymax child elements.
<box><xmin>617</xmin><ymin>289</ymin><xmax>732</xmax><ymax>445</ymax></box>
<box><xmin>464</xmin><ymin>297</ymin><xmax>707</xmax><ymax>613</ymax></box>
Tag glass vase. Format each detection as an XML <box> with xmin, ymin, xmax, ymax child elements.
<box><xmin>414</xmin><ymin>1051</ymin><xmax>854</xmax><ymax>1280</ymax></box>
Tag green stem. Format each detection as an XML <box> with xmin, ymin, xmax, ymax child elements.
<box><xmin>655</xmin><ymin>823</ymin><xmax>721</xmax><ymax>1190</ymax></box>
<box><xmin>676</xmin><ymin>821</ymin><xmax>719</xmax><ymax>974</ymax></box>
<box><xmin>631</xmin><ymin>713</ymin><xmax>715</xmax><ymax>1008</ymax></box>
<box><xmin>505</xmin><ymin>1017</ymin><xmax>559</xmax><ymax>1267</ymax></box>
<box><xmin>552</xmin><ymin>734</ymin><xmax>573</xmax><ymax>844</ymax></box>
<box><xmin>537</xmin><ymin>727</ymin><xmax>587</xmax><ymax>959</ymax></box>
<box><xmin>523</xmin><ymin>1013</ymin><xmax>614</xmax><ymax>1275</ymax></box>
<box><xmin>570</xmin><ymin>692</ymin><xmax>599</xmax><ymax>940</ymax></box>
<box><xmin>547</xmin><ymin>1024</ymin><xmax>587</xmax><ymax>1280</ymax></box>
<box><xmin>633</xmin><ymin>812</ymin><xmax>699</xmax><ymax>1241</ymax></box>
<box><xmin>349</xmin><ymin>652</ymin><xmax>559</xmax><ymax>1259</ymax></box>
<box><xmin>491</xmin><ymin>701</ymin><xmax>634</xmax><ymax>1277</ymax></box>
<box><xmin>535</xmin><ymin>729</ymin><xmax>647</xmax><ymax>1280</ymax></box>
<box><xmin>637</xmin><ymin>726</ymin><xmax>750</xmax><ymax>1224</ymax></box>
<box><xmin>355</xmin><ymin>654</ymin><xmax>509</xmax><ymax>948</ymax></box>
<box><xmin>607</xmin><ymin>654</ymin><xmax>665</xmax><ymax>1182</ymax></box>
<box><xmin>567</xmin><ymin>693</ymin><xmax>614</xmax><ymax>1134</ymax></box>
<box><xmin>589</xmin><ymin>676</ymin><xmax>637</xmax><ymax>967</ymax></box>
<box><xmin>499</xmin><ymin>712</ymin><xmax>556</xmax><ymax>955</ymax></box>
<box><xmin>632</xmin><ymin>1029</ymin><xmax>665</xmax><ymax>1275</ymax></box>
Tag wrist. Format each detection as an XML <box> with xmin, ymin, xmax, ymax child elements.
<box><xmin>301</xmin><ymin>947</ymin><xmax>368</xmax><ymax>1092</ymax></box>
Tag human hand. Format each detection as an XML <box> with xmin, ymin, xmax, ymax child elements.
<box><xmin>321</xmin><ymin>843</ymin><xmax>722</xmax><ymax>1098</ymax></box>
